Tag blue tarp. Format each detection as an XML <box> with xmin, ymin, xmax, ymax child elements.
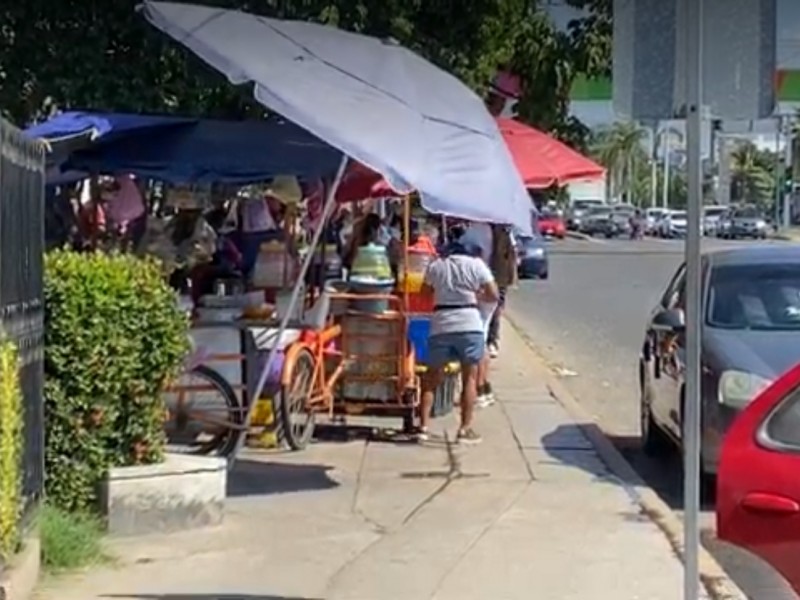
<box><xmin>25</xmin><ymin>111</ymin><xmax>343</xmax><ymax>184</ymax></box>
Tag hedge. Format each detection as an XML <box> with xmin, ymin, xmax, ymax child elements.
<box><xmin>44</xmin><ymin>250</ymin><xmax>189</xmax><ymax>513</ymax></box>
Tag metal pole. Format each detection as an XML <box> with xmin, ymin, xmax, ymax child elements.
<box><xmin>785</xmin><ymin>119</ymin><xmax>794</xmax><ymax>229</ymax></box>
<box><xmin>651</xmin><ymin>125</ymin><xmax>659</xmax><ymax>208</ymax></box>
<box><xmin>229</xmin><ymin>154</ymin><xmax>349</xmax><ymax>465</ymax></box>
<box><xmin>662</xmin><ymin>133</ymin><xmax>671</xmax><ymax>209</ymax></box>
<box><xmin>775</xmin><ymin>116</ymin><xmax>783</xmax><ymax>227</ymax></box>
<box><xmin>683</xmin><ymin>0</ymin><xmax>703</xmax><ymax>597</ymax></box>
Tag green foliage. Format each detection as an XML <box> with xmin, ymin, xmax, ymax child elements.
<box><xmin>730</xmin><ymin>141</ymin><xmax>778</xmax><ymax>208</ymax></box>
<box><xmin>0</xmin><ymin>337</ymin><xmax>23</xmax><ymax>561</ymax></box>
<box><xmin>1</xmin><ymin>0</ymin><xmax>613</xmax><ymax>153</ymax></box>
<box><xmin>44</xmin><ymin>250</ymin><xmax>189</xmax><ymax>513</ymax></box>
<box><xmin>39</xmin><ymin>505</ymin><xmax>107</xmax><ymax>573</ymax></box>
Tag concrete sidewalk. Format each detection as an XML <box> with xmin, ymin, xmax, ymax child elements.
<box><xmin>37</xmin><ymin>325</ymin><xmax>698</xmax><ymax>600</ymax></box>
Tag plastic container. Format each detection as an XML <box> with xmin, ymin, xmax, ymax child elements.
<box><xmin>348</xmin><ymin>279</ymin><xmax>395</xmax><ymax>313</ymax></box>
<box><xmin>407</xmin><ymin>316</ymin><xmax>431</xmax><ymax>364</ymax></box>
<box><xmin>399</xmin><ymin>250</ymin><xmax>433</xmax><ymax>293</ymax></box>
<box><xmin>350</xmin><ymin>243</ymin><xmax>392</xmax><ymax>281</ymax></box>
<box><xmin>251</xmin><ymin>240</ymin><xmax>297</xmax><ymax>288</ymax></box>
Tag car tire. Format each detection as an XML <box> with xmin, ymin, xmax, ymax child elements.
<box><xmin>539</xmin><ymin>270</ymin><xmax>549</xmax><ymax>280</ymax></box>
<box><xmin>640</xmin><ymin>362</ymin><xmax>671</xmax><ymax>457</ymax></box>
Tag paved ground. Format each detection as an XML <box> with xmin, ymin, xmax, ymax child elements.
<box><xmin>37</xmin><ymin>324</ymin><xmax>695</xmax><ymax>600</ymax></box>
<box><xmin>505</xmin><ymin>235</ymin><xmax>798</xmax><ymax>600</ymax></box>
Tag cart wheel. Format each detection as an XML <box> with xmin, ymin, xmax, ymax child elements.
<box><xmin>164</xmin><ymin>364</ymin><xmax>243</xmax><ymax>457</ymax></box>
<box><xmin>280</xmin><ymin>348</ymin><xmax>317</xmax><ymax>451</ymax></box>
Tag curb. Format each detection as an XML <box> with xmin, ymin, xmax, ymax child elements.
<box><xmin>504</xmin><ymin>316</ymin><xmax>748</xmax><ymax>600</ymax></box>
<box><xmin>565</xmin><ymin>230</ymin><xmax>593</xmax><ymax>241</ymax></box>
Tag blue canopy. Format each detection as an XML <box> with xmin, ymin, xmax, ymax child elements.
<box><xmin>25</xmin><ymin>111</ymin><xmax>343</xmax><ymax>185</ymax></box>
<box><xmin>140</xmin><ymin>1</ymin><xmax>533</xmax><ymax>234</ymax></box>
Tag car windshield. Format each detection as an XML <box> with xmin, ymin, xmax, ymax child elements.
<box><xmin>733</xmin><ymin>206</ymin><xmax>760</xmax><ymax>218</ymax></box>
<box><xmin>704</xmin><ymin>207</ymin><xmax>726</xmax><ymax>217</ymax></box>
<box><xmin>518</xmin><ymin>235</ymin><xmax>541</xmax><ymax>249</ymax></box>
<box><xmin>573</xmin><ymin>201</ymin><xmax>602</xmax><ymax>210</ymax></box>
<box><xmin>541</xmin><ymin>209</ymin><xmax>560</xmax><ymax>219</ymax></box>
<box><xmin>671</xmin><ymin>211</ymin><xmax>687</xmax><ymax>219</ymax></box>
<box><xmin>707</xmin><ymin>263</ymin><xmax>800</xmax><ymax>331</ymax></box>
<box><xmin>588</xmin><ymin>207</ymin><xmax>612</xmax><ymax>216</ymax></box>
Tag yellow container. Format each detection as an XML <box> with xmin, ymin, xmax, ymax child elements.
<box><xmin>250</xmin><ymin>396</ymin><xmax>275</xmax><ymax>427</ymax></box>
<box><xmin>399</xmin><ymin>272</ymin><xmax>425</xmax><ymax>293</ymax></box>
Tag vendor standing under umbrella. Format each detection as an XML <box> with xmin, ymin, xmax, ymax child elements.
<box><xmin>418</xmin><ymin>239</ymin><xmax>499</xmax><ymax>444</ymax></box>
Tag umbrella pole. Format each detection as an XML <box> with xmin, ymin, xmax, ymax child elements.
<box><xmin>229</xmin><ymin>154</ymin><xmax>349</xmax><ymax>466</ymax></box>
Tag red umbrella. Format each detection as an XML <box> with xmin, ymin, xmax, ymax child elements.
<box><xmin>496</xmin><ymin>118</ymin><xmax>605</xmax><ymax>189</ymax></box>
<box><xmin>335</xmin><ymin>117</ymin><xmax>604</xmax><ymax>201</ymax></box>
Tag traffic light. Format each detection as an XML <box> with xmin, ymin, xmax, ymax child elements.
<box><xmin>785</xmin><ymin>165</ymin><xmax>793</xmax><ymax>193</ymax></box>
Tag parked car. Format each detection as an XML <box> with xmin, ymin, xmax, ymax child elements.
<box><xmin>721</xmin><ymin>205</ymin><xmax>769</xmax><ymax>239</ymax></box>
<box><xmin>516</xmin><ymin>234</ymin><xmax>549</xmax><ymax>279</ymax></box>
<box><xmin>645</xmin><ymin>208</ymin><xmax>667</xmax><ymax>235</ymax></box>
<box><xmin>716</xmin><ymin>209</ymin><xmax>734</xmax><ymax>238</ymax></box>
<box><xmin>703</xmin><ymin>205</ymin><xmax>727</xmax><ymax>236</ymax></box>
<box><xmin>566</xmin><ymin>199</ymin><xmax>605</xmax><ymax>231</ymax></box>
<box><xmin>536</xmin><ymin>209</ymin><xmax>566</xmax><ymax>239</ymax></box>
<box><xmin>658</xmin><ymin>210</ymin><xmax>687</xmax><ymax>238</ymax></box>
<box><xmin>579</xmin><ymin>205</ymin><xmax>613</xmax><ymax>236</ymax></box>
<box><xmin>601</xmin><ymin>205</ymin><xmax>635</xmax><ymax>238</ymax></box>
<box><xmin>639</xmin><ymin>246</ymin><xmax>800</xmax><ymax>493</ymax></box>
<box><xmin>717</xmin><ymin>360</ymin><xmax>800</xmax><ymax>595</ymax></box>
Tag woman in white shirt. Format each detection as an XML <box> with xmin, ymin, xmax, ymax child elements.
<box><xmin>418</xmin><ymin>240</ymin><xmax>499</xmax><ymax>444</ymax></box>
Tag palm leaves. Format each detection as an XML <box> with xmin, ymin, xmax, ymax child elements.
<box><xmin>590</xmin><ymin>122</ymin><xmax>647</xmax><ymax>203</ymax></box>
<box><xmin>729</xmin><ymin>141</ymin><xmax>775</xmax><ymax>208</ymax></box>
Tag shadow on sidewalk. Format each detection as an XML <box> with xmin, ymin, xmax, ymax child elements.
<box><xmin>227</xmin><ymin>458</ymin><xmax>339</xmax><ymax>497</ymax></box>
<box><xmin>103</xmin><ymin>595</ymin><xmax>321</xmax><ymax>600</ymax></box>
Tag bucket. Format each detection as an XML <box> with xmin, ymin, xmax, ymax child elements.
<box><xmin>347</xmin><ymin>279</ymin><xmax>395</xmax><ymax>314</ymax></box>
<box><xmin>325</xmin><ymin>280</ymin><xmax>350</xmax><ymax>316</ymax></box>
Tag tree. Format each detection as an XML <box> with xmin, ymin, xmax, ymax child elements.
<box><xmin>1</xmin><ymin>0</ymin><xmax>613</xmax><ymax>156</ymax></box>
<box><xmin>730</xmin><ymin>141</ymin><xmax>776</xmax><ymax>209</ymax></box>
<box><xmin>591</xmin><ymin>122</ymin><xmax>647</xmax><ymax>204</ymax></box>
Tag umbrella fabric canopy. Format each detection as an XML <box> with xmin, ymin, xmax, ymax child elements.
<box><xmin>497</xmin><ymin>118</ymin><xmax>605</xmax><ymax>189</ymax></box>
<box><xmin>139</xmin><ymin>1</ymin><xmax>532</xmax><ymax>234</ymax></box>
<box><xmin>25</xmin><ymin>111</ymin><xmax>344</xmax><ymax>185</ymax></box>
<box><xmin>334</xmin><ymin>117</ymin><xmax>604</xmax><ymax>200</ymax></box>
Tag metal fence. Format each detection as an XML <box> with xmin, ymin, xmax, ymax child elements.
<box><xmin>0</xmin><ymin>118</ymin><xmax>46</xmax><ymax>529</ymax></box>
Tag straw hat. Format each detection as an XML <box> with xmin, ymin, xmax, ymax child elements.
<box><xmin>264</xmin><ymin>175</ymin><xmax>302</xmax><ymax>206</ymax></box>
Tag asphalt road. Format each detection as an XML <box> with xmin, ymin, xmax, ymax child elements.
<box><xmin>504</xmin><ymin>235</ymin><xmax>797</xmax><ymax>600</ymax></box>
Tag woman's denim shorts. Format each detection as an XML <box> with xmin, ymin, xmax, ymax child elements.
<box><xmin>427</xmin><ymin>332</ymin><xmax>485</xmax><ymax>368</ymax></box>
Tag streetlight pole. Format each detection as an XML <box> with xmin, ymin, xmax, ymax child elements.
<box><xmin>683</xmin><ymin>0</ymin><xmax>703</xmax><ymax>597</ymax></box>
<box><xmin>662</xmin><ymin>134</ymin><xmax>671</xmax><ymax>209</ymax></box>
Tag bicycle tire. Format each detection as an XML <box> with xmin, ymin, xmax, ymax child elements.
<box><xmin>279</xmin><ymin>348</ymin><xmax>317</xmax><ymax>451</ymax></box>
<box><xmin>166</xmin><ymin>364</ymin><xmax>243</xmax><ymax>457</ymax></box>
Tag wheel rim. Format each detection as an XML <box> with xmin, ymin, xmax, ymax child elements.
<box><xmin>286</xmin><ymin>351</ymin><xmax>315</xmax><ymax>443</ymax></box>
<box><xmin>164</xmin><ymin>370</ymin><xmax>240</xmax><ymax>454</ymax></box>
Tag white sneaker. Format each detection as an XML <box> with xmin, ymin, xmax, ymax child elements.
<box><xmin>476</xmin><ymin>393</ymin><xmax>496</xmax><ymax>408</ymax></box>
<box><xmin>488</xmin><ymin>343</ymin><xmax>499</xmax><ymax>358</ymax></box>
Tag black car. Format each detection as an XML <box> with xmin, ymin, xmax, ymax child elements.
<box><xmin>639</xmin><ymin>246</ymin><xmax>800</xmax><ymax>491</ymax></box>
<box><xmin>516</xmin><ymin>234</ymin><xmax>548</xmax><ymax>279</ymax></box>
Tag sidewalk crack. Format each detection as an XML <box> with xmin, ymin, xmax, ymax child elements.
<box><xmin>498</xmin><ymin>399</ymin><xmax>536</xmax><ymax>481</ymax></box>
<box><xmin>427</xmin><ymin>480</ymin><xmax>532</xmax><ymax>599</ymax></box>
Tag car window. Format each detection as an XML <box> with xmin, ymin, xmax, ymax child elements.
<box><xmin>762</xmin><ymin>385</ymin><xmax>800</xmax><ymax>450</ymax></box>
<box><xmin>662</xmin><ymin>264</ymin><xmax>687</xmax><ymax>308</ymax></box>
<box><xmin>706</xmin><ymin>263</ymin><xmax>800</xmax><ymax>331</ymax></box>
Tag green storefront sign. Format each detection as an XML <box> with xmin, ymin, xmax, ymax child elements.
<box><xmin>570</xmin><ymin>71</ymin><xmax>800</xmax><ymax>102</ymax></box>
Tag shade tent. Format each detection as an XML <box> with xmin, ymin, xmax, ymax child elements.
<box><xmin>497</xmin><ymin>118</ymin><xmax>605</xmax><ymax>189</ymax></box>
<box><xmin>25</xmin><ymin>111</ymin><xmax>344</xmax><ymax>185</ymax></box>
<box><xmin>334</xmin><ymin>118</ymin><xmax>605</xmax><ymax>200</ymax></box>
<box><xmin>139</xmin><ymin>1</ymin><xmax>532</xmax><ymax>235</ymax></box>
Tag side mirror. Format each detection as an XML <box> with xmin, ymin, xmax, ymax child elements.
<box><xmin>652</xmin><ymin>308</ymin><xmax>685</xmax><ymax>333</ymax></box>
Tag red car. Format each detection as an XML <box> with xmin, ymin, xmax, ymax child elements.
<box><xmin>717</xmin><ymin>361</ymin><xmax>800</xmax><ymax>595</ymax></box>
<box><xmin>537</xmin><ymin>210</ymin><xmax>566</xmax><ymax>239</ymax></box>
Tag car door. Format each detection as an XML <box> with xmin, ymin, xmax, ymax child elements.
<box><xmin>648</xmin><ymin>264</ymin><xmax>686</xmax><ymax>435</ymax></box>
<box><xmin>717</xmin><ymin>361</ymin><xmax>800</xmax><ymax>594</ymax></box>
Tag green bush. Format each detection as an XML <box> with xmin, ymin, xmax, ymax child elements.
<box><xmin>44</xmin><ymin>250</ymin><xmax>189</xmax><ymax>513</ymax></box>
<box><xmin>0</xmin><ymin>336</ymin><xmax>23</xmax><ymax>561</ymax></box>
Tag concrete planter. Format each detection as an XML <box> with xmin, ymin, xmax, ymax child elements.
<box><xmin>100</xmin><ymin>453</ymin><xmax>226</xmax><ymax>537</ymax></box>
